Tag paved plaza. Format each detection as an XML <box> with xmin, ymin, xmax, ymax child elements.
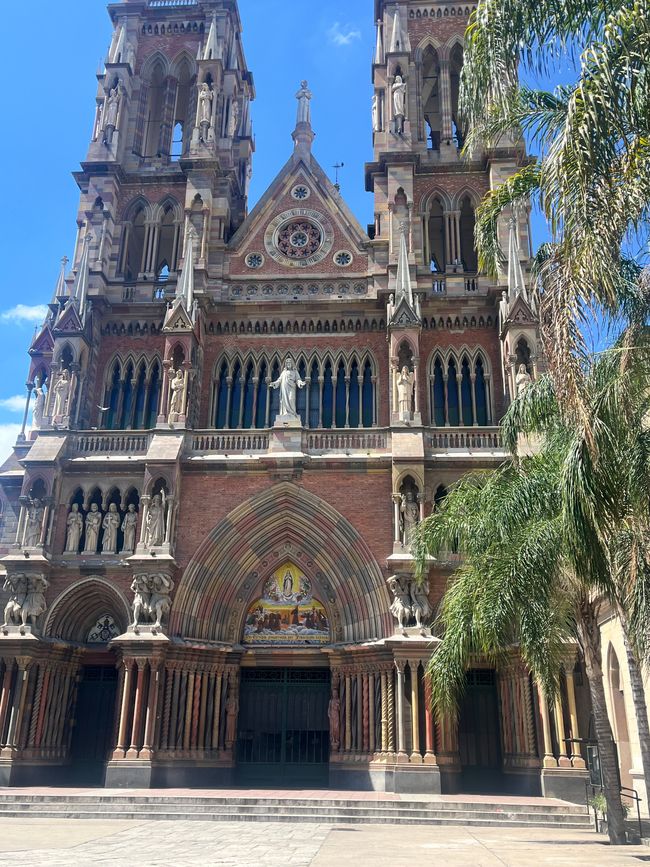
<box><xmin>0</xmin><ymin>819</ymin><xmax>648</xmax><ymax>867</ymax></box>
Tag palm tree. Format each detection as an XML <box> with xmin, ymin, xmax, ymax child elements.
<box><xmin>413</xmin><ymin>324</ymin><xmax>650</xmax><ymax>846</ymax></box>
<box><xmin>459</xmin><ymin>0</ymin><xmax>650</xmax><ymax>419</ymax></box>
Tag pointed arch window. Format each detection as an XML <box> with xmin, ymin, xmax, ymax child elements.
<box><xmin>296</xmin><ymin>359</ymin><xmax>308</xmax><ymax>427</ymax></box>
<box><xmin>242</xmin><ymin>362</ymin><xmax>255</xmax><ymax>429</ymax></box>
<box><xmin>269</xmin><ymin>360</ymin><xmax>281</xmax><ymax>425</ymax></box>
<box><xmin>229</xmin><ymin>360</ymin><xmax>243</xmax><ymax>429</ymax></box>
<box><xmin>362</xmin><ymin>359</ymin><xmax>375</xmax><ymax>428</ymax></box>
<box><xmin>427</xmin><ymin>197</ymin><xmax>446</xmax><ymax>273</ymax></box>
<box><xmin>146</xmin><ymin>361</ymin><xmax>161</xmax><ymax>428</ymax></box>
<box><xmin>429</xmin><ymin>350</ymin><xmax>492</xmax><ymax>427</ymax></box>
<box><xmin>348</xmin><ymin>358</ymin><xmax>360</xmax><ymax>428</ymax></box>
<box><xmin>335</xmin><ymin>361</ymin><xmax>347</xmax><ymax>428</ymax></box>
<box><xmin>309</xmin><ymin>361</ymin><xmax>321</xmax><ymax>428</ymax></box>
<box><xmin>214</xmin><ymin>361</ymin><xmax>229</xmax><ymax>428</ymax></box>
<box><xmin>102</xmin><ymin>357</ymin><xmax>161</xmax><ymax>430</ymax></box>
<box><xmin>459</xmin><ymin>195</ymin><xmax>478</xmax><ymax>272</ymax></box>
<box><xmin>322</xmin><ymin>361</ymin><xmax>334</xmax><ymax>429</ymax></box>
<box><xmin>256</xmin><ymin>361</ymin><xmax>268</xmax><ymax>428</ymax></box>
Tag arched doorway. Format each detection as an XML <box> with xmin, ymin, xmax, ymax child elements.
<box><xmin>458</xmin><ymin>669</ymin><xmax>503</xmax><ymax>792</ymax></box>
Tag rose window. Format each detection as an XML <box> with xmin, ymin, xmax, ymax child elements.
<box><xmin>277</xmin><ymin>220</ymin><xmax>322</xmax><ymax>259</ymax></box>
<box><xmin>291</xmin><ymin>184</ymin><xmax>310</xmax><ymax>200</ymax></box>
<box><xmin>245</xmin><ymin>252</ymin><xmax>264</xmax><ymax>269</ymax></box>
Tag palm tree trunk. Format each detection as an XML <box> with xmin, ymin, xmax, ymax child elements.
<box><xmin>618</xmin><ymin>608</ymin><xmax>650</xmax><ymax>797</ymax></box>
<box><xmin>576</xmin><ymin>597</ymin><xmax>627</xmax><ymax>845</ymax></box>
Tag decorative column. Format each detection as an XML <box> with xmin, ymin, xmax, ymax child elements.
<box><xmin>126</xmin><ymin>658</ymin><xmax>148</xmax><ymax>759</ymax></box>
<box><xmin>386</xmin><ymin>668</ymin><xmax>395</xmax><ymax>757</ymax></box>
<box><xmin>3</xmin><ymin>658</ymin><xmax>32</xmax><ymax>753</ymax></box>
<box><xmin>553</xmin><ymin>690</ymin><xmax>571</xmax><ymax>768</ymax></box>
<box><xmin>113</xmin><ymin>658</ymin><xmax>134</xmax><ymax>759</ymax></box>
<box><xmin>344</xmin><ymin>673</ymin><xmax>352</xmax><ymax>754</ymax></box>
<box><xmin>368</xmin><ymin>671</ymin><xmax>376</xmax><ymax>755</ymax></box>
<box><xmin>392</xmin><ymin>494</ymin><xmax>402</xmax><ymax>545</ymax></box>
<box><xmin>0</xmin><ymin>663</ymin><xmax>15</xmax><ymax>746</ymax></box>
<box><xmin>380</xmin><ymin>670</ymin><xmax>388</xmax><ymax>758</ymax></box>
<box><xmin>141</xmin><ymin>660</ymin><xmax>162</xmax><ymax>759</ymax></box>
<box><xmin>423</xmin><ymin>672</ymin><xmax>436</xmax><ymax>764</ymax></box>
<box><xmin>564</xmin><ymin>665</ymin><xmax>586</xmax><ymax>769</ymax></box>
<box><xmin>439</xmin><ymin>60</ymin><xmax>453</xmax><ymax>142</ymax></box>
<box><xmin>409</xmin><ymin>661</ymin><xmax>422</xmax><ymax>763</ymax></box>
<box><xmin>395</xmin><ymin>660</ymin><xmax>408</xmax><ymax>762</ymax></box>
<box><xmin>537</xmin><ymin>686</ymin><xmax>557</xmax><ymax>768</ymax></box>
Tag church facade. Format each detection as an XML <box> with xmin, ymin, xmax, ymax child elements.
<box><xmin>0</xmin><ymin>0</ymin><xmax>591</xmax><ymax>800</ymax></box>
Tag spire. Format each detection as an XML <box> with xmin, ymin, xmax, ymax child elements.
<box><xmin>374</xmin><ymin>19</ymin><xmax>384</xmax><ymax>65</ymax></box>
<box><xmin>50</xmin><ymin>256</ymin><xmax>69</xmax><ymax>306</ymax></box>
<box><xmin>395</xmin><ymin>222</ymin><xmax>414</xmax><ymax>309</ymax></box>
<box><xmin>389</xmin><ymin>8</ymin><xmax>409</xmax><ymax>53</ymax></box>
<box><xmin>73</xmin><ymin>233</ymin><xmax>92</xmax><ymax>321</ymax></box>
<box><xmin>292</xmin><ymin>80</ymin><xmax>315</xmax><ymax>161</ymax></box>
<box><xmin>203</xmin><ymin>13</ymin><xmax>220</xmax><ymax>61</ymax></box>
<box><xmin>176</xmin><ymin>227</ymin><xmax>196</xmax><ymax>312</ymax></box>
<box><xmin>507</xmin><ymin>216</ymin><xmax>527</xmax><ymax>299</ymax></box>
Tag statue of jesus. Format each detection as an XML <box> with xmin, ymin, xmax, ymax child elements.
<box><xmin>270</xmin><ymin>358</ymin><xmax>306</xmax><ymax>418</ymax></box>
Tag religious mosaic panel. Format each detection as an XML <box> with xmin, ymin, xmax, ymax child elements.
<box><xmin>242</xmin><ymin>562</ymin><xmax>330</xmax><ymax>646</ymax></box>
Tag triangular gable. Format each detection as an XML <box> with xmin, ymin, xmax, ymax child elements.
<box><xmin>389</xmin><ymin>297</ymin><xmax>421</xmax><ymax>328</ymax></box>
<box><xmin>229</xmin><ymin>154</ymin><xmax>369</xmax><ymax>255</ymax></box>
<box><xmin>506</xmin><ymin>295</ymin><xmax>536</xmax><ymax>327</ymax></box>
<box><xmin>54</xmin><ymin>302</ymin><xmax>84</xmax><ymax>334</ymax></box>
<box><xmin>29</xmin><ymin>325</ymin><xmax>54</xmax><ymax>356</ymax></box>
<box><xmin>163</xmin><ymin>299</ymin><xmax>194</xmax><ymax>333</ymax></box>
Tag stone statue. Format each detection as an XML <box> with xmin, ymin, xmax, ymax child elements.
<box><xmin>23</xmin><ymin>499</ymin><xmax>44</xmax><ymax>548</ymax></box>
<box><xmin>372</xmin><ymin>93</ymin><xmax>380</xmax><ymax>132</ymax></box>
<box><xmin>168</xmin><ymin>369</ymin><xmax>186</xmax><ymax>422</ymax></box>
<box><xmin>32</xmin><ymin>378</ymin><xmax>45</xmax><ymax>431</ymax></box>
<box><xmin>388</xmin><ymin>575</ymin><xmax>412</xmax><ymax>630</ymax></box>
<box><xmin>130</xmin><ymin>573</ymin><xmax>174</xmax><ymax>631</ymax></box>
<box><xmin>65</xmin><ymin>504</ymin><xmax>84</xmax><ymax>554</ymax></box>
<box><xmin>228</xmin><ymin>100</ymin><xmax>240</xmax><ymax>137</ymax></box>
<box><xmin>52</xmin><ymin>369</ymin><xmax>71</xmax><ymax>425</ymax></box>
<box><xmin>392</xmin><ymin>75</ymin><xmax>407</xmax><ymax>133</ymax></box>
<box><xmin>121</xmin><ymin>504</ymin><xmax>138</xmax><ymax>553</ymax></box>
<box><xmin>295</xmin><ymin>80</ymin><xmax>312</xmax><ymax>125</ymax></box>
<box><xmin>499</xmin><ymin>290</ymin><xmax>509</xmax><ymax>331</ymax></box>
<box><xmin>397</xmin><ymin>366</ymin><xmax>414</xmax><ymax>417</ymax></box>
<box><xmin>144</xmin><ymin>493</ymin><xmax>165</xmax><ymax>548</ymax></box>
<box><xmin>83</xmin><ymin>503</ymin><xmax>102</xmax><ymax>553</ymax></box>
<box><xmin>2</xmin><ymin>574</ymin><xmax>48</xmax><ymax>631</ymax></box>
<box><xmin>270</xmin><ymin>358</ymin><xmax>306</xmax><ymax>419</ymax></box>
<box><xmin>103</xmin><ymin>84</ymin><xmax>121</xmax><ymax>145</ymax></box>
<box><xmin>102</xmin><ymin>503</ymin><xmax>121</xmax><ymax>554</ymax></box>
<box><xmin>410</xmin><ymin>578</ymin><xmax>431</xmax><ymax>629</ymax></box>
<box><xmin>516</xmin><ymin>363</ymin><xmax>532</xmax><ymax>396</ymax></box>
<box><xmin>225</xmin><ymin>690</ymin><xmax>239</xmax><ymax>747</ymax></box>
<box><xmin>400</xmin><ymin>491</ymin><xmax>419</xmax><ymax>548</ymax></box>
<box><xmin>328</xmin><ymin>685</ymin><xmax>341</xmax><ymax>751</ymax></box>
<box><xmin>197</xmin><ymin>82</ymin><xmax>213</xmax><ymax>141</ymax></box>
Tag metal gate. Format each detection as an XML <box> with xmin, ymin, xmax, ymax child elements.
<box><xmin>236</xmin><ymin>668</ymin><xmax>330</xmax><ymax>785</ymax></box>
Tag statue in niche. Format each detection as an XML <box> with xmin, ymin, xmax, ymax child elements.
<box><xmin>65</xmin><ymin>503</ymin><xmax>84</xmax><ymax>554</ymax></box>
<box><xmin>410</xmin><ymin>578</ymin><xmax>431</xmax><ymax>629</ymax></box>
<box><xmin>103</xmin><ymin>84</ymin><xmax>121</xmax><ymax>145</ymax></box>
<box><xmin>516</xmin><ymin>363</ymin><xmax>532</xmax><ymax>396</ymax></box>
<box><xmin>270</xmin><ymin>358</ymin><xmax>306</xmax><ymax>419</ymax></box>
<box><xmin>1</xmin><ymin>574</ymin><xmax>48</xmax><ymax>632</ymax></box>
<box><xmin>23</xmin><ymin>499</ymin><xmax>44</xmax><ymax>548</ymax></box>
<box><xmin>102</xmin><ymin>503</ymin><xmax>121</xmax><ymax>554</ymax></box>
<box><xmin>499</xmin><ymin>290</ymin><xmax>509</xmax><ymax>331</ymax></box>
<box><xmin>32</xmin><ymin>378</ymin><xmax>45</xmax><ymax>431</ymax></box>
<box><xmin>121</xmin><ymin>504</ymin><xmax>138</xmax><ymax>553</ymax></box>
<box><xmin>400</xmin><ymin>490</ymin><xmax>420</xmax><ymax>548</ymax></box>
<box><xmin>84</xmin><ymin>503</ymin><xmax>102</xmax><ymax>553</ymax></box>
<box><xmin>228</xmin><ymin>100</ymin><xmax>240</xmax><ymax>137</ymax></box>
<box><xmin>225</xmin><ymin>689</ymin><xmax>239</xmax><ymax>748</ymax></box>
<box><xmin>397</xmin><ymin>366</ymin><xmax>414</xmax><ymax>417</ymax></box>
<box><xmin>295</xmin><ymin>80</ymin><xmax>312</xmax><ymax>124</ymax></box>
<box><xmin>168</xmin><ymin>369</ymin><xmax>186</xmax><ymax>422</ymax></box>
<box><xmin>372</xmin><ymin>93</ymin><xmax>380</xmax><ymax>132</ymax></box>
<box><xmin>392</xmin><ymin>75</ymin><xmax>407</xmax><ymax>133</ymax></box>
<box><xmin>144</xmin><ymin>493</ymin><xmax>165</xmax><ymax>548</ymax></box>
<box><xmin>197</xmin><ymin>82</ymin><xmax>213</xmax><ymax>139</ymax></box>
<box><xmin>388</xmin><ymin>575</ymin><xmax>412</xmax><ymax>630</ymax></box>
<box><xmin>52</xmin><ymin>370</ymin><xmax>71</xmax><ymax>425</ymax></box>
<box><xmin>328</xmin><ymin>683</ymin><xmax>341</xmax><ymax>751</ymax></box>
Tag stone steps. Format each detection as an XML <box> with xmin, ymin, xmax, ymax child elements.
<box><xmin>0</xmin><ymin>795</ymin><xmax>593</xmax><ymax>828</ymax></box>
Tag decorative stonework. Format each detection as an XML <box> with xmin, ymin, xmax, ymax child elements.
<box><xmin>291</xmin><ymin>184</ymin><xmax>311</xmax><ymax>201</ymax></box>
<box><xmin>333</xmin><ymin>250</ymin><xmax>353</xmax><ymax>267</ymax></box>
<box><xmin>228</xmin><ymin>281</ymin><xmax>367</xmax><ymax>301</ymax></box>
<box><xmin>264</xmin><ymin>208</ymin><xmax>334</xmax><ymax>268</ymax></box>
<box><xmin>245</xmin><ymin>252</ymin><xmax>264</xmax><ymax>269</ymax></box>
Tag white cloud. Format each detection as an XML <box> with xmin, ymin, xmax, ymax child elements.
<box><xmin>327</xmin><ymin>22</ymin><xmax>361</xmax><ymax>47</ymax></box>
<box><xmin>0</xmin><ymin>304</ymin><xmax>48</xmax><ymax>324</ymax></box>
<box><xmin>0</xmin><ymin>424</ymin><xmax>22</xmax><ymax>465</ymax></box>
<box><xmin>0</xmin><ymin>395</ymin><xmax>28</xmax><ymax>414</ymax></box>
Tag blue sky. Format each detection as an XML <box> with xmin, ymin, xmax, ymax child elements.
<box><xmin>0</xmin><ymin>0</ymin><xmax>551</xmax><ymax>461</ymax></box>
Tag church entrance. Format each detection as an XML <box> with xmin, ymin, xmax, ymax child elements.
<box><xmin>68</xmin><ymin>665</ymin><xmax>118</xmax><ymax>786</ymax></box>
<box><xmin>458</xmin><ymin>669</ymin><xmax>504</xmax><ymax>792</ymax></box>
<box><xmin>236</xmin><ymin>668</ymin><xmax>330</xmax><ymax>786</ymax></box>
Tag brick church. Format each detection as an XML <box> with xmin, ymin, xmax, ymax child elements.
<box><xmin>0</xmin><ymin>0</ymin><xmax>591</xmax><ymax>799</ymax></box>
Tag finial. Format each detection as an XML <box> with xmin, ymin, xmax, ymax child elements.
<box><xmin>292</xmin><ymin>80</ymin><xmax>315</xmax><ymax>161</ymax></box>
